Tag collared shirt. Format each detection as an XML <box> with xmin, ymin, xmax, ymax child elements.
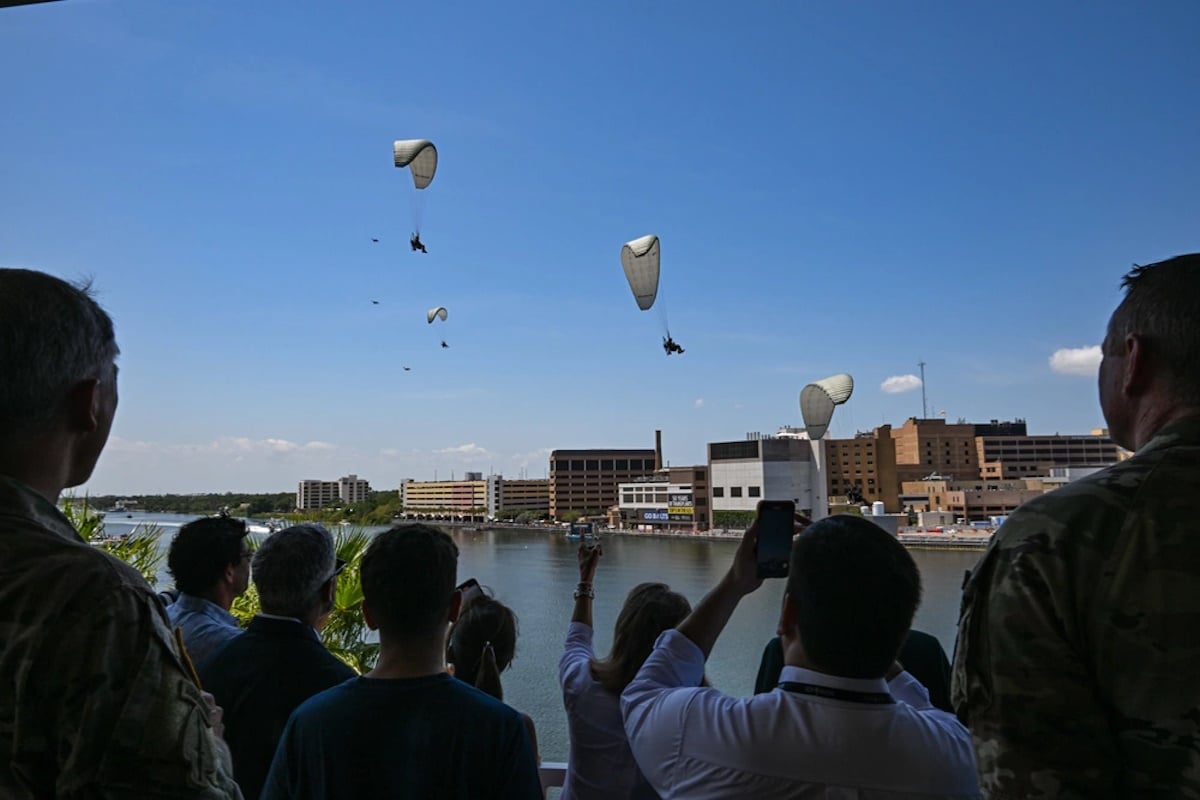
<box><xmin>953</xmin><ymin>416</ymin><xmax>1200</xmax><ymax>798</ymax></box>
<box><xmin>0</xmin><ymin>475</ymin><xmax>241</xmax><ymax>799</ymax></box>
<box><xmin>168</xmin><ymin>592</ymin><xmax>243</xmax><ymax>668</ymax></box>
<box><xmin>559</xmin><ymin>621</ymin><xmax>657</xmax><ymax>800</ymax></box>
<box><xmin>622</xmin><ymin>629</ymin><xmax>979</xmax><ymax>799</ymax></box>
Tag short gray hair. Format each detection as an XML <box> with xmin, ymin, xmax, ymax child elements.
<box><xmin>251</xmin><ymin>524</ymin><xmax>337</xmax><ymax>618</ymax></box>
<box><xmin>1104</xmin><ymin>254</ymin><xmax>1200</xmax><ymax>403</ymax></box>
<box><xmin>0</xmin><ymin>269</ymin><xmax>119</xmax><ymax>441</ymax></box>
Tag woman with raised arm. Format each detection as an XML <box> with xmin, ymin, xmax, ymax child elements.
<box><xmin>559</xmin><ymin>543</ymin><xmax>692</xmax><ymax>800</ymax></box>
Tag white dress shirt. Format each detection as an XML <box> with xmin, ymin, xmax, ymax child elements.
<box><xmin>559</xmin><ymin>621</ymin><xmax>658</xmax><ymax>800</ymax></box>
<box><xmin>621</xmin><ymin>629</ymin><xmax>979</xmax><ymax>799</ymax></box>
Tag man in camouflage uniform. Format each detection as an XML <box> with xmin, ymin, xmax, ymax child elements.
<box><xmin>0</xmin><ymin>269</ymin><xmax>241</xmax><ymax>798</ymax></box>
<box><xmin>953</xmin><ymin>253</ymin><xmax>1200</xmax><ymax>798</ymax></box>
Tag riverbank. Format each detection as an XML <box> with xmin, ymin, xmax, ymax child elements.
<box><xmin>432</xmin><ymin>519</ymin><xmax>992</xmax><ymax>550</ymax></box>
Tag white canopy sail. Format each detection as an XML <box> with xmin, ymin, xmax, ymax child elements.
<box><xmin>393</xmin><ymin>139</ymin><xmax>438</xmax><ymax>189</ymax></box>
<box><xmin>426</xmin><ymin>306</ymin><xmax>448</xmax><ymax>324</ymax></box>
<box><xmin>800</xmin><ymin>373</ymin><xmax>855</xmax><ymax>440</ymax></box>
<box><xmin>620</xmin><ymin>235</ymin><xmax>661</xmax><ymax>311</ymax></box>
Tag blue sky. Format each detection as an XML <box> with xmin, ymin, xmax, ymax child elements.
<box><xmin>3</xmin><ymin>0</ymin><xmax>1197</xmax><ymax>494</ymax></box>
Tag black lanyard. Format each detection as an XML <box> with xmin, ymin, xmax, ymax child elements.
<box><xmin>777</xmin><ymin>681</ymin><xmax>895</xmax><ymax>705</ymax></box>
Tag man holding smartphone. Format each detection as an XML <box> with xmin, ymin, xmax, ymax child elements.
<box><xmin>620</xmin><ymin>511</ymin><xmax>979</xmax><ymax>799</ymax></box>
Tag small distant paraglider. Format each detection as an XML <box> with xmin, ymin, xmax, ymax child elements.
<box><xmin>371</xmin><ymin>300</ymin><xmax>380</xmax><ymax>305</ymax></box>
<box><xmin>403</xmin><ymin>366</ymin><xmax>412</xmax><ymax>371</ymax></box>
<box><xmin>621</xmin><ymin>234</ymin><xmax>682</xmax><ymax>355</ymax></box>
<box><xmin>394</xmin><ymin>139</ymin><xmax>437</xmax><ymax>250</ymax></box>
<box><xmin>800</xmin><ymin>374</ymin><xmax>855</xmax><ymax>441</ymax></box>
<box><xmin>371</xmin><ymin>238</ymin><xmax>379</xmax><ymax>243</ymax></box>
<box><xmin>427</xmin><ymin>306</ymin><xmax>448</xmax><ymax>349</ymax></box>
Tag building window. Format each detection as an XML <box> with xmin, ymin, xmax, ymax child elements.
<box><xmin>586</xmin><ymin>460</ymin><xmax>599</xmax><ymax>470</ymax></box>
<box><xmin>616</xmin><ymin>459</ymin><xmax>628</xmax><ymax>470</ymax></box>
<box><xmin>601</xmin><ymin>459</ymin><xmax>613</xmax><ymax>470</ymax></box>
<box><xmin>731</xmin><ymin>487</ymin><xmax>743</xmax><ymax>498</ymax></box>
<box><xmin>694</xmin><ymin>469</ymin><xmax>705</xmax><ymax>480</ymax></box>
<box><xmin>570</xmin><ymin>460</ymin><xmax>584</xmax><ymax>470</ymax></box>
<box><xmin>748</xmin><ymin>486</ymin><xmax>761</xmax><ymax>497</ymax></box>
<box><xmin>713</xmin><ymin>487</ymin><xmax>724</xmax><ymax>497</ymax></box>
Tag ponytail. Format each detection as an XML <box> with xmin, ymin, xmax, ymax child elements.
<box><xmin>474</xmin><ymin>641</ymin><xmax>504</xmax><ymax>701</ymax></box>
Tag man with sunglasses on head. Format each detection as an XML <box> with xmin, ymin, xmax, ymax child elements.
<box><xmin>165</xmin><ymin>514</ymin><xmax>253</xmax><ymax>667</ymax></box>
<box><xmin>201</xmin><ymin>524</ymin><xmax>355</xmax><ymax>800</ymax></box>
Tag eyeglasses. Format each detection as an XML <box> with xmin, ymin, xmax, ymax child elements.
<box><xmin>328</xmin><ymin>558</ymin><xmax>348</xmax><ymax>582</ymax></box>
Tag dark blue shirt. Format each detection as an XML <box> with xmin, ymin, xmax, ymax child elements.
<box><xmin>261</xmin><ymin>672</ymin><xmax>541</xmax><ymax>800</ymax></box>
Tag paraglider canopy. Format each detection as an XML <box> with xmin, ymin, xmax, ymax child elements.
<box><xmin>800</xmin><ymin>374</ymin><xmax>854</xmax><ymax>441</ymax></box>
<box><xmin>393</xmin><ymin>139</ymin><xmax>438</xmax><ymax>189</ymax></box>
<box><xmin>620</xmin><ymin>235</ymin><xmax>660</xmax><ymax>311</ymax></box>
<box><xmin>426</xmin><ymin>306</ymin><xmax>448</xmax><ymax>324</ymax></box>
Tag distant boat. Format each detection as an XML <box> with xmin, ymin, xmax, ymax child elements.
<box><xmin>565</xmin><ymin>522</ymin><xmax>598</xmax><ymax>542</ymax></box>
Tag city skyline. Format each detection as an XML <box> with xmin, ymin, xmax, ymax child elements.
<box><xmin>3</xmin><ymin>1</ymin><xmax>1197</xmax><ymax>495</ymax></box>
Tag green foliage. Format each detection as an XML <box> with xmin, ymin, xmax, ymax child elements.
<box><xmin>86</xmin><ymin>492</ymin><xmax>296</xmax><ymax>515</ymax></box>
<box><xmin>63</xmin><ymin>494</ymin><xmax>167</xmax><ymax>587</ymax></box>
<box><xmin>322</xmin><ymin>528</ymin><xmax>379</xmax><ymax>673</ymax></box>
<box><xmin>713</xmin><ymin>510</ymin><xmax>756</xmax><ymax>529</ymax></box>
<box><xmin>559</xmin><ymin>509</ymin><xmax>582</xmax><ymax>523</ymax></box>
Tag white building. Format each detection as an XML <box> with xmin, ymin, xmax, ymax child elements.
<box><xmin>616</xmin><ymin>476</ymin><xmax>698</xmax><ymax>531</ymax></box>
<box><xmin>707</xmin><ymin>433</ymin><xmax>820</xmax><ymax>519</ymax></box>
<box><xmin>296</xmin><ymin>474</ymin><xmax>373</xmax><ymax>510</ymax></box>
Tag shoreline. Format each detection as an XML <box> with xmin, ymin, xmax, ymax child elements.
<box><xmin>438</xmin><ymin>520</ymin><xmax>992</xmax><ymax>550</ymax></box>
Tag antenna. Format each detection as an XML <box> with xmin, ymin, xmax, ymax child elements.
<box><xmin>918</xmin><ymin>359</ymin><xmax>928</xmax><ymax>419</ymax></box>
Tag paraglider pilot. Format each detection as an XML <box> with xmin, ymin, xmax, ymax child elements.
<box><xmin>410</xmin><ymin>233</ymin><xmax>427</xmax><ymax>253</ymax></box>
<box><xmin>663</xmin><ymin>336</ymin><xmax>684</xmax><ymax>355</ymax></box>
<box><xmin>441</xmin><ymin>340</ymin><xmax>449</xmax><ymax>349</ymax></box>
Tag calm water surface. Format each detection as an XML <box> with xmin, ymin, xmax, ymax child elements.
<box><xmin>110</xmin><ymin>513</ymin><xmax>984</xmax><ymax>761</ymax></box>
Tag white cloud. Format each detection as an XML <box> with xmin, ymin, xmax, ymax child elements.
<box><xmin>693</xmin><ymin>398</ymin><xmax>705</xmax><ymax>409</ymax></box>
<box><xmin>436</xmin><ymin>443</ymin><xmax>492</xmax><ymax>457</ymax></box>
<box><xmin>1049</xmin><ymin>345</ymin><xmax>1103</xmax><ymax>376</ymax></box>
<box><xmin>881</xmin><ymin>374</ymin><xmax>923</xmax><ymax>394</ymax></box>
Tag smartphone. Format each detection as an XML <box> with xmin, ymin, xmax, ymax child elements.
<box><xmin>755</xmin><ymin>500</ymin><xmax>796</xmax><ymax>579</ymax></box>
<box><xmin>457</xmin><ymin>578</ymin><xmax>483</xmax><ymax>607</ymax></box>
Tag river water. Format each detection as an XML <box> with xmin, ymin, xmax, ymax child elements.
<box><xmin>105</xmin><ymin>513</ymin><xmax>983</xmax><ymax>762</ymax></box>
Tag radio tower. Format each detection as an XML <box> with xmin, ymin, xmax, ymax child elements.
<box><xmin>918</xmin><ymin>359</ymin><xmax>928</xmax><ymax>419</ymax></box>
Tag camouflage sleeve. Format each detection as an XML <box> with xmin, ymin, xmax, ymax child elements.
<box><xmin>953</xmin><ymin>516</ymin><xmax>1119</xmax><ymax>800</ymax></box>
<box><xmin>38</xmin><ymin>583</ymin><xmax>242</xmax><ymax>799</ymax></box>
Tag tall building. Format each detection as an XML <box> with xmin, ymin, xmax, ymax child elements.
<box><xmin>549</xmin><ymin>448</ymin><xmax>656</xmax><ymax>519</ymax></box>
<box><xmin>337</xmin><ymin>474</ymin><xmax>370</xmax><ymax>505</ymax></box>
<box><xmin>496</xmin><ymin>479</ymin><xmax>551</xmax><ymax>515</ymax></box>
<box><xmin>296</xmin><ymin>474</ymin><xmax>373</xmax><ymax>510</ymax></box>
<box><xmin>891</xmin><ymin>418</ymin><xmax>980</xmax><ymax>484</ymax></box>
<box><xmin>707</xmin><ymin>435</ymin><xmax>817</xmax><ymax>518</ymax></box>
<box><xmin>824</xmin><ymin>425</ymin><xmax>899</xmax><ymax>511</ymax></box>
<box><xmin>400</xmin><ymin>475</ymin><xmax>501</xmax><ymax>518</ymax></box>
<box><xmin>976</xmin><ymin>431</ymin><xmax>1126</xmax><ymax>479</ymax></box>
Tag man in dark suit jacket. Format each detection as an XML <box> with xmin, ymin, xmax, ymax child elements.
<box><xmin>200</xmin><ymin>524</ymin><xmax>355</xmax><ymax>800</ymax></box>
